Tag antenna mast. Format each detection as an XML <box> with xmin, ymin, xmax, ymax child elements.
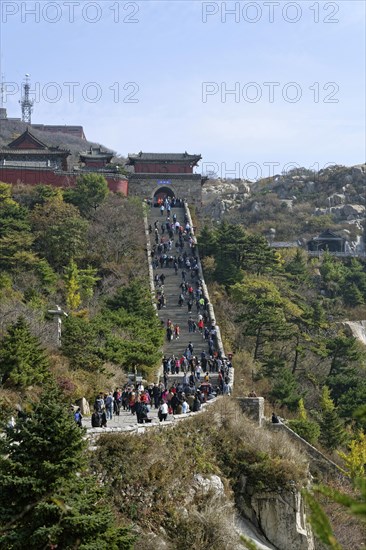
<box><xmin>0</xmin><ymin>75</ymin><xmax>4</xmax><ymax>109</ymax></box>
<box><xmin>20</xmin><ymin>73</ymin><xmax>34</xmax><ymax>123</ymax></box>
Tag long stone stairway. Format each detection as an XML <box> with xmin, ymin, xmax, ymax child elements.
<box><xmin>146</xmin><ymin>204</ymin><xmax>220</xmax><ymax>385</ymax></box>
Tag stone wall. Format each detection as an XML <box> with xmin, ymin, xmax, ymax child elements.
<box><xmin>184</xmin><ymin>202</ymin><xmax>233</xmax><ymax>388</ymax></box>
<box><xmin>128</xmin><ymin>173</ymin><xmax>202</xmax><ymax>206</ymax></box>
<box><xmin>237</xmin><ymin>397</ymin><xmax>265</xmax><ymax>426</ymax></box>
<box><xmin>269</xmin><ymin>422</ymin><xmax>343</xmax><ymax>480</ymax></box>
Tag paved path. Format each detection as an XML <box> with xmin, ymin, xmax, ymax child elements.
<box><xmin>147</xmin><ymin>204</ymin><xmax>219</xmax><ymax>384</ymax></box>
<box><xmin>82</xmin><ymin>406</ymin><xmax>166</xmax><ymax>429</ymax></box>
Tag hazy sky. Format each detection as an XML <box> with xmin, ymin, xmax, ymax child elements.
<box><xmin>1</xmin><ymin>0</ymin><xmax>365</xmax><ymax>178</ymax></box>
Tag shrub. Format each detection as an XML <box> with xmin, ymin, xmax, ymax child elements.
<box><xmin>288</xmin><ymin>419</ymin><xmax>321</xmax><ymax>445</ymax></box>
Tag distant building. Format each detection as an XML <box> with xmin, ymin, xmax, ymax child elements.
<box><xmin>79</xmin><ymin>146</ymin><xmax>114</xmax><ymax>170</ymax></box>
<box><xmin>31</xmin><ymin>124</ymin><xmax>86</xmax><ymax>140</ymax></box>
<box><xmin>0</xmin><ymin>129</ymin><xmax>127</xmax><ymax>194</ymax></box>
<box><xmin>307</xmin><ymin>229</ymin><xmax>347</xmax><ymax>253</ymax></box>
<box><xmin>0</xmin><ymin>128</ymin><xmax>70</xmax><ymax>170</ymax></box>
<box><xmin>127</xmin><ymin>151</ymin><xmax>204</xmax><ymax>205</ymax></box>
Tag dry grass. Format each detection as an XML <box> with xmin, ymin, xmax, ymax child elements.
<box><xmin>93</xmin><ymin>397</ymin><xmax>309</xmax><ymax>546</ymax></box>
<box><xmin>171</xmin><ymin>494</ymin><xmax>244</xmax><ymax>550</ymax></box>
<box><xmin>207</xmin><ymin>398</ymin><xmax>309</xmax><ymax>476</ymax></box>
<box><xmin>49</xmin><ymin>353</ymin><xmax>128</xmax><ymax>405</ymax></box>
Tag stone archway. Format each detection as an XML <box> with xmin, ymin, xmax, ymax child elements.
<box><xmin>153</xmin><ymin>186</ymin><xmax>175</xmax><ymax>205</ymax></box>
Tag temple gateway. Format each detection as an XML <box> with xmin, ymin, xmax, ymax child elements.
<box><xmin>127</xmin><ymin>152</ymin><xmax>205</xmax><ymax>206</ymax></box>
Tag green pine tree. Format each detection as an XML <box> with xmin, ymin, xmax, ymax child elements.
<box><xmin>285</xmin><ymin>249</ymin><xmax>309</xmax><ymax>281</ymax></box>
<box><xmin>343</xmin><ymin>282</ymin><xmax>364</xmax><ymax>307</ymax></box>
<box><xmin>64</xmin><ymin>173</ymin><xmax>109</xmax><ymax>217</ymax></box>
<box><xmin>61</xmin><ymin>315</ymin><xmax>104</xmax><ymax>372</ymax></box>
<box><xmin>320</xmin><ymin>409</ymin><xmax>347</xmax><ymax>451</ymax></box>
<box><xmin>0</xmin><ymin>316</ymin><xmax>49</xmax><ymax>388</ymax></box>
<box><xmin>269</xmin><ymin>368</ymin><xmax>302</xmax><ymax>411</ymax></box>
<box><xmin>0</xmin><ymin>387</ymin><xmax>135</xmax><ymax>549</ymax></box>
<box><xmin>319</xmin><ymin>387</ymin><xmax>346</xmax><ymax>451</ymax></box>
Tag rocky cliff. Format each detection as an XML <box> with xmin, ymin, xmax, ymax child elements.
<box><xmin>201</xmin><ymin>165</ymin><xmax>366</xmax><ymax>228</ymax></box>
<box><xmin>238</xmin><ymin>483</ymin><xmax>315</xmax><ymax>550</ymax></box>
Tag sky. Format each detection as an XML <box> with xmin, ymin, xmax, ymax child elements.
<box><xmin>0</xmin><ymin>0</ymin><xmax>365</xmax><ymax>179</ymax></box>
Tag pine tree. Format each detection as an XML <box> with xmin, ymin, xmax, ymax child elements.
<box><xmin>343</xmin><ymin>282</ymin><xmax>364</xmax><ymax>307</ymax></box>
<box><xmin>61</xmin><ymin>315</ymin><xmax>104</xmax><ymax>371</ymax></box>
<box><xmin>319</xmin><ymin>386</ymin><xmax>346</xmax><ymax>451</ymax></box>
<box><xmin>285</xmin><ymin>249</ymin><xmax>309</xmax><ymax>281</ymax></box>
<box><xmin>0</xmin><ymin>316</ymin><xmax>49</xmax><ymax>388</ymax></box>
<box><xmin>65</xmin><ymin>173</ymin><xmax>109</xmax><ymax>217</ymax></box>
<box><xmin>0</xmin><ymin>386</ymin><xmax>135</xmax><ymax>549</ymax></box>
<box><xmin>269</xmin><ymin>368</ymin><xmax>301</xmax><ymax>411</ymax></box>
<box><xmin>288</xmin><ymin>398</ymin><xmax>321</xmax><ymax>445</ymax></box>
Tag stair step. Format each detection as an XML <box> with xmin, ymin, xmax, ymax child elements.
<box><xmin>147</xmin><ymin>207</ymin><xmax>215</xmax><ymax>361</ymax></box>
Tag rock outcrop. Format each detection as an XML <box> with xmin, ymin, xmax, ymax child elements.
<box><xmin>341</xmin><ymin>321</ymin><xmax>366</xmax><ymax>346</ymax></box>
<box><xmin>201</xmin><ymin>165</ymin><xmax>366</xmax><ymax>226</ymax></box>
<box><xmin>238</xmin><ymin>482</ymin><xmax>315</xmax><ymax>550</ymax></box>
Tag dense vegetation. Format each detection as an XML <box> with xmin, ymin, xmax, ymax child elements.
<box><xmin>198</xmin><ymin>220</ymin><xmax>366</xmax><ymax>548</ymax></box>
<box><xmin>0</xmin><ymin>385</ymin><xmax>135</xmax><ymax>549</ymax></box>
<box><xmin>0</xmin><ymin>176</ymin><xmax>165</xmax><ymax>546</ymax></box>
<box><xmin>0</xmin><ymin>176</ymin><xmax>163</xmax><ymax>412</ymax></box>
<box><xmin>198</xmin><ymin>222</ymin><xmax>366</xmax><ymax>438</ymax></box>
<box><xmin>0</xmin><ymin>171</ymin><xmax>364</xmax><ymax>548</ymax></box>
<box><xmin>92</xmin><ymin>398</ymin><xmax>308</xmax><ymax>549</ymax></box>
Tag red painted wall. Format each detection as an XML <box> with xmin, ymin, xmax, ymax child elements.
<box><xmin>0</xmin><ymin>167</ymin><xmax>128</xmax><ymax>195</ymax></box>
<box><xmin>134</xmin><ymin>161</ymin><xmax>194</xmax><ymax>174</ymax></box>
<box><xmin>83</xmin><ymin>160</ymin><xmax>107</xmax><ymax>169</ymax></box>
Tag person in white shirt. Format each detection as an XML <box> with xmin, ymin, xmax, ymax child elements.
<box><xmin>158</xmin><ymin>401</ymin><xmax>169</xmax><ymax>422</ymax></box>
<box><xmin>195</xmin><ymin>364</ymin><xmax>202</xmax><ymax>380</ymax></box>
<box><xmin>182</xmin><ymin>399</ymin><xmax>190</xmax><ymax>414</ymax></box>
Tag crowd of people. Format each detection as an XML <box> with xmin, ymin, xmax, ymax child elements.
<box><xmin>90</xmin><ymin>381</ymin><xmax>215</xmax><ymax>427</ymax></box>
<box><xmin>151</xmin><ymin>197</ymin><xmax>232</xmax><ymax>382</ymax></box>
<box><xmin>87</xmin><ymin>196</ymin><xmax>233</xmax><ymax>429</ymax></box>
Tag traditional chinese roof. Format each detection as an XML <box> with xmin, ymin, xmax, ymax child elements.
<box><xmin>79</xmin><ymin>146</ymin><xmax>113</xmax><ymax>161</ymax></box>
<box><xmin>4</xmin><ymin>128</ymin><xmax>69</xmax><ymax>155</ymax></box>
<box><xmin>311</xmin><ymin>230</ymin><xmax>345</xmax><ymax>241</ymax></box>
<box><xmin>127</xmin><ymin>152</ymin><xmax>202</xmax><ymax>164</ymax></box>
<box><xmin>0</xmin><ymin>149</ymin><xmax>69</xmax><ymax>156</ymax></box>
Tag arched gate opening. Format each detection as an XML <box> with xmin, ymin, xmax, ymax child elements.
<box><xmin>153</xmin><ymin>186</ymin><xmax>175</xmax><ymax>206</ymax></box>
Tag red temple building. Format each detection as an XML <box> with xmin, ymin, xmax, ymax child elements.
<box><xmin>0</xmin><ymin>129</ymin><xmax>128</xmax><ymax>194</ymax></box>
<box><xmin>0</xmin><ymin>128</ymin><xmax>70</xmax><ymax>171</ymax></box>
<box><xmin>127</xmin><ymin>152</ymin><xmax>204</xmax><ymax>205</ymax></box>
<box><xmin>127</xmin><ymin>152</ymin><xmax>201</xmax><ymax>174</ymax></box>
<box><xmin>79</xmin><ymin>146</ymin><xmax>114</xmax><ymax>170</ymax></box>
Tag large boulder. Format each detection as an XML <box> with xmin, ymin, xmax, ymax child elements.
<box><xmin>250</xmin><ymin>490</ymin><xmax>314</xmax><ymax>550</ymax></box>
<box><xmin>193</xmin><ymin>474</ymin><xmax>225</xmax><ymax>496</ymax></box>
<box><xmin>327</xmin><ymin>193</ymin><xmax>345</xmax><ymax>206</ymax></box>
<box><xmin>238</xmin><ymin>482</ymin><xmax>314</xmax><ymax>550</ymax></box>
<box><xmin>342</xmin><ymin>204</ymin><xmax>365</xmax><ymax>218</ymax></box>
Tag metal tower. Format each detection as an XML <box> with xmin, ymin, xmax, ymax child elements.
<box><xmin>20</xmin><ymin>73</ymin><xmax>34</xmax><ymax>123</ymax></box>
<box><xmin>0</xmin><ymin>75</ymin><xmax>4</xmax><ymax>108</ymax></box>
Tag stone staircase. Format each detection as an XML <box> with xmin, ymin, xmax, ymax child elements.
<box><xmin>146</xmin><ymin>204</ymin><xmax>220</xmax><ymax>384</ymax></box>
